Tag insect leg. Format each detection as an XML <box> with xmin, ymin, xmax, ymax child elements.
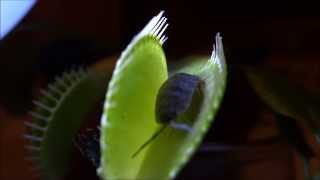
<box><xmin>169</xmin><ymin>121</ymin><xmax>194</xmax><ymax>133</ymax></box>
<box><xmin>131</xmin><ymin>125</ymin><xmax>168</xmax><ymax>158</ymax></box>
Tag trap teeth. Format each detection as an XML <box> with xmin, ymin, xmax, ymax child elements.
<box><xmin>24</xmin><ymin>156</ymin><xmax>41</xmax><ymax>162</ymax></box>
<box><xmin>150</xmin><ymin>12</ymin><xmax>168</xmax><ymax>45</ymax></box>
<box><xmin>160</xmin><ymin>36</ymin><xmax>168</xmax><ymax>44</ymax></box>
<box><xmin>40</xmin><ymin>89</ymin><xmax>59</xmax><ymax>103</ymax></box>
<box><xmin>63</xmin><ymin>72</ymin><xmax>74</xmax><ymax>83</ymax></box>
<box><xmin>49</xmin><ymin>83</ymin><xmax>64</xmax><ymax>95</ymax></box>
<box><xmin>23</xmin><ymin>134</ymin><xmax>43</xmax><ymax>142</ymax></box>
<box><xmin>152</xmin><ymin>16</ymin><xmax>166</xmax><ymax>35</ymax></box>
<box><xmin>131</xmin><ymin>11</ymin><xmax>168</xmax><ymax>46</ymax></box>
<box><xmin>28</xmin><ymin>111</ymin><xmax>50</xmax><ymax>122</ymax></box>
<box><xmin>157</xmin><ymin>20</ymin><xmax>168</xmax><ymax>38</ymax></box>
<box><xmin>25</xmin><ymin>145</ymin><xmax>41</xmax><ymax>151</ymax></box>
<box><xmin>24</xmin><ymin>121</ymin><xmax>47</xmax><ymax>132</ymax></box>
<box><xmin>24</xmin><ymin>67</ymin><xmax>104</xmax><ymax>179</ymax></box>
<box><xmin>32</xmin><ymin>100</ymin><xmax>54</xmax><ymax>113</ymax></box>
<box><xmin>70</xmin><ymin>69</ymin><xmax>82</xmax><ymax>81</ymax></box>
<box><xmin>55</xmin><ymin>76</ymin><xmax>68</xmax><ymax>88</ymax></box>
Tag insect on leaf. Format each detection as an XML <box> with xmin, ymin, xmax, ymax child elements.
<box><xmin>25</xmin><ymin>68</ymin><xmax>108</xmax><ymax>180</ymax></box>
<box><xmin>99</xmin><ymin>11</ymin><xmax>169</xmax><ymax>179</ymax></box>
<box><xmin>99</xmin><ymin>11</ymin><xmax>227</xmax><ymax>180</ymax></box>
<box><xmin>136</xmin><ymin>34</ymin><xmax>227</xmax><ymax>179</ymax></box>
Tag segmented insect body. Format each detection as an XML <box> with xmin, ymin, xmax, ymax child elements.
<box><xmin>156</xmin><ymin>73</ymin><xmax>202</xmax><ymax>124</ymax></box>
<box><xmin>132</xmin><ymin>73</ymin><xmax>203</xmax><ymax>158</ymax></box>
<box><xmin>74</xmin><ymin>128</ymin><xmax>101</xmax><ymax>167</ymax></box>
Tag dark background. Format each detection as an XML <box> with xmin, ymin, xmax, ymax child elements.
<box><xmin>1</xmin><ymin>0</ymin><xmax>320</xmax><ymax>179</ymax></box>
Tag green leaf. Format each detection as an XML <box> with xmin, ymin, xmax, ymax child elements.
<box><xmin>25</xmin><ymin>68</ymin><xmax>108</xmax><ymax>180</ymax></box>
<box><xmin>99</xmin><ymin>11</ymin><xmax>227</xmax><ymax>180</ymax></box>
<box><xmin>245</xmin><ymin>67</ymin><xmax>320</xmax><ymax>137</ymax></box>
<box><xmin>99</xmin><ymin>11</ymin><xmax>169</xmax><ymax>179</ymax></box>
<box><xmin>137</xmin><ymin>34</ymin><xmax>227</xmax><ymax>179</ymax></box>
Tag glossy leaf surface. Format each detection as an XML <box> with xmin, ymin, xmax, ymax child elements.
<box><xmin>137</xmin><ymin>35</ymin><xmax>226</xmax><ymax>179</ymax></box>
<box><xmin>99</xmin><ymin>12</ymin><xmax>168</xmax><ymax>179</ymax></box>
<box><xmin>100</xmin><ymin>12</ymin><xmax>227</xmax><ymax>180</ymax></box>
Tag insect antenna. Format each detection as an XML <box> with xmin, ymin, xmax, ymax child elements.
<box><xmin>132</xmin><ymin>125</ymin><xmax>168</xmax><ymax>158</ymax></box>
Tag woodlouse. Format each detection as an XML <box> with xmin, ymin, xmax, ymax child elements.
<box><xmin>132</xmin><ymin>73</ymin><xmax>203</xmax><ymax>158</ymax></box>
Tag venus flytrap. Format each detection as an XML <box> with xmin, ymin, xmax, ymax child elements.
<box><xmin>136</xmin><ymin>34</ymin><xmax>226</xmax><ymax>180</ymax></box>
<box><xmin>98</xmin><ymin>11</ymin><xmax>169</xmax><ymax>179</ymax></box>
<box><xmin>99</xmin><ymin>11</ymin><xmax>227</xmax><ymax>180</ymax></box>
<box><xmin>22</xmin><ymin>10</ymin><xmax>320</xmax><ymax>180</ymax></box>
<box><xmin>25</xmin><ymin>68</ymin><xmax>108</xmax><ymax>180</ymax></box>
<box><xmin>25</xmin><ymin>11</ymin><xmax>227</xmax><ymax>180</ymax></box>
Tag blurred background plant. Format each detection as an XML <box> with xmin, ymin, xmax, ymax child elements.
<box><xmin>1</xmin><ymin>1</ymin><xmax>320</xmax><ymax>180</ymax></box>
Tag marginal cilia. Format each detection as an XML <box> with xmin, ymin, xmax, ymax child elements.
<box><xmin>24</xmin><ymin>68</ymin><xmax>89</xmax><ymax>174</ymax></box>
